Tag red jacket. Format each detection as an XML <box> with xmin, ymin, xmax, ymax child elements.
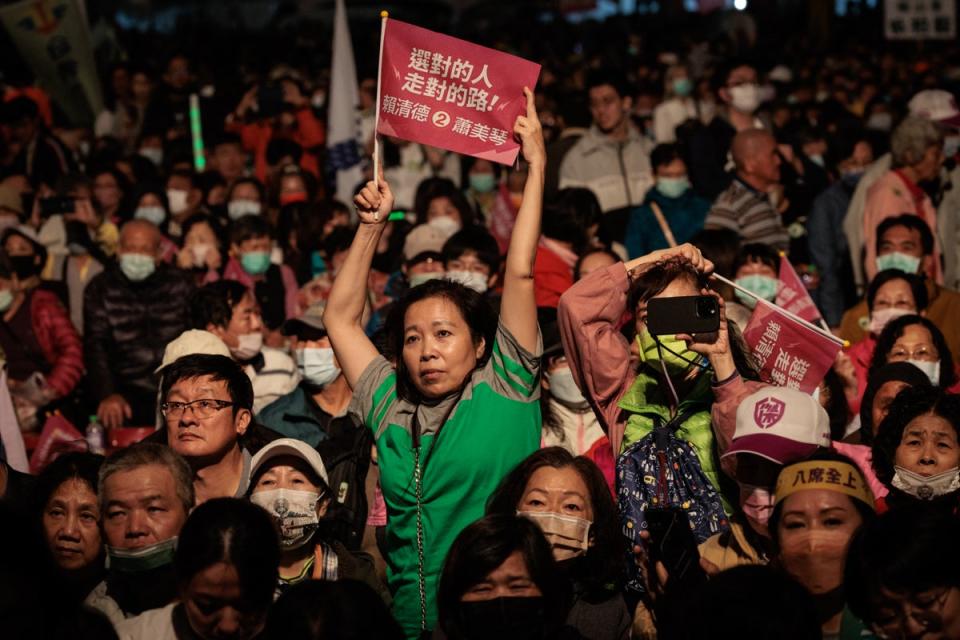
<box><xmin>31</xmin><ymin>289</ymin><xmax>84</xmax><ymax>398</ymax></box>
<box><xmin>533</xmin><ymin>245</ymin><xmax>574</xmax><ymax>309</ymax></box>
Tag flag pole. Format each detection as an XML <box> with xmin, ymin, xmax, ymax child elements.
<box><xmin>712</xmin><ymin>273</ymin><xmax>847</xmax><ymax>347</ymax></box>
<box><xmin>372</xmin><ymin>10</ymin><xmax>388</xmax><ymax>219</ymax></box>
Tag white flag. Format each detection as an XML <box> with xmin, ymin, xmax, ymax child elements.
<box><xmin>0</xmin><ymin>368</ymin><xmax>28</xmax><ymax>473</ymax></box>
<box><xmin>327</xmin><ymin>0</ymin><xmax>364</xmax><ymax>207</ymax></box>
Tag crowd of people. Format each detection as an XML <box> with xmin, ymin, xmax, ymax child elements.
<box><xmin>2</xmin><ymin>6</ymin><xmax>960</xmax><ymax>640</ymax></box>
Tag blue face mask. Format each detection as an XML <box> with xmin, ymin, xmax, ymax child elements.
<box><xmin>656</xmin><ymin>176</ymin><xmax>691</xmax><ymax>199</ymax></box>
<box><xmin>296</xmin><ymin>348</ymin><xmax>341</xmax><ymax>387</ymax></box>
<box><xmin>876</xmin><ymin>252</ymin><xmax>921</xmax><ymax>275</ymax></box>
<box><xmin>735</xmin><ymin>275</ymin><xmax>778</xmax><ymax>308</ymax></box>
<box><xmin>134</xmin><ymin>206</ymin><xmax>166</xmax><ymax>227</ymax></box>
<box><xmin>119</xmin><ymin>253</ymin><xmax>156</xmax><ymax>282</ymax></box>
<box><xmin>469</xmin><ymin>173</ymin><xmax>496</xmax><ymax>193</ymax></box>
<box><xmin>240</xmin><ymin>251</ymin><xmax>271</xmax><ymax>276</ymax></box>
<box><xmin>672</xmin><ymin>77</ymin><xmax>693</xmax><ymax>97</ymax></box>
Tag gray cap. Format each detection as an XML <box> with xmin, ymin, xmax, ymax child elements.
<box><xmin>282</xmin><ymin>302</ymin><xmax>326</xmax><ymax>337</ymax></box>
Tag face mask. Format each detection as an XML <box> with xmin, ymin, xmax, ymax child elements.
<box><xmin>905</xmin><ymin>359</ymin><xmax>940</xmax><ymax>386</ymax></box>
<box><xmin>875</xmin><ymin>252</ymin><xmax>921</xmax><ymax>275</ymax></box>
<box><xmin>457</xmin><ymin>597</ymin><xmax>546</xmax><ymax>639</ymax></box>
<box><xmin>672</xmin><ymin>77</ymin><xmax>693</xmax><ymax>97</ymax></box>
<box><xmin>166</xmin><ymin>189</ymin><xmax>189</xmax><ymax>215</ymax></box>
<box><xmin>240</xmin><ymin>251</ymin><xmax>271</xmax><ymax>276</ymax></box>
<box><xmin>190</xmin><ymin>242</ymin><xmax>212</xmax><ymax>268</ymax></box>
<box><xmin>656</xmin><ymin>176</ymin><xmax>691</xmax><ymax>198</ymax></box>
<box><xmin>735</xmin><ymin>275</ymin><xmax>779</xmax><ymax>308</ymax></box>
<box><xmin>469</xmin><ymin>173</ymin><xmax>496</xmax><ymax>193</ymax></box>
<box><xmin>546</xmin><ymin>368</ymin><xmax>589</xmax><ymax>411</ymax></box>
<box><xmin>729</xmin><ymin>83</ymin><xmax>761</xmax><ymax>114</ymax></box>
<box><xmin>250</xmin><ymin>488</ymin><xmax>321</xmax><ymax>549</ymax></box>
<box><xmin>445</xmin><ymin>270</ymin><xmax>489</xmax><ymax>294</ymax></box>
<box><xmin>0</xmin><ymin>289</ymin><xmax>13</xmax><ymax>312</ymax></box>
<box><xmin>868</xmin><ymin>307</ymin><xmax>912</xmax><ymax>335</ymax></box>
<box><xmin>106</xmin><ymin>537</ymin><xmax>178</xmax><ymax>573</ymax></box>
<box><xmin>779</xmin><ymin>529</ymin><xmax>849</xmax><ymax>594</ymax></box>
<box><xmin>945</xmin><ymin>136</ymin><xmax>960</xmax><ymax>159</ymax></box>
<box><xmin>9</xmin><ymin>255</ymin><xmax>38</xmax><ymax>280</ymax></box>
<box><xmin>231</xmin><ymin>332</ymin><xmax>263</xmax><ymax>361</ymax></box>
<box><xmin>866</xmin><ymin>112</ymin><xmax>893</xmax><ymax>132</ymax></box>
<box><xmin>740</xmin><ymin>484</ymin><xmax>775</xmax><ymax>533</ymax></box>
<box><xmin>428</xmin><ymin>215</ymin><xmax>460</xmax><ymax>236</ymax></box>
<box><xmin>228</xmin><ymin>200</ymin><xmax>262</xmax><ymax>220</ymax></box>
<box><xmin>139</xmin><ymin>147</ymin><xmax>163</xmax><ymax>166</ymax></box>
<box><xmin>891</xmin><ymin>466</ymin><xmax>960</xmax><ymax>500</ymax></box>
<box><xmin>808</xmin><ymin>154</ymin><xmax>825</xmax><ymax>168</ymax></box>
<box><xmin>134</xmin><ymin>205</ymin><xmax>166</xmax><ymax>226</ymax></box>
<box><xmin>636</xmin><ymin>330</ymin><xmax>702</xmax><ymax>376</ymax></box>
<box><xmin>279</xmin><ymin>191</ymin><xmax>308</xmax><ymax>206</ymax></box>
<box><xmin>408</xmin><ymin>271</ymin><xmax>443</xmax><ymax>288</ymax></box>
<box><xmin>297</xmin><ymin>348</ymin><xmax>341</xmax><ymax>387</ymax></box>
<box><xmin>518</xmin><ymin>510</ymin><xmax>591</xmax><ymax>560</ymax></box>
<box><xmin>119</xmin><ymin>253</ymin><xmax>156</xmax><ymax>282</ymax></box>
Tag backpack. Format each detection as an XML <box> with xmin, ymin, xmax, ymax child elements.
<box><xmin>314</xmin><ymin>414</ymin><xmax>373</xmax><ymax>552</ymax></box>
<box><xmin>617</xmin><ymin>409</ymin><xmax>729</xmax><ymax>592</ymax></box>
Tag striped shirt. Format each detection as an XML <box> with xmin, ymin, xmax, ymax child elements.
<box><xmin>704</xmin><ymin>178</ymin><xmax>789</xmax><ymax>251</ymax></box>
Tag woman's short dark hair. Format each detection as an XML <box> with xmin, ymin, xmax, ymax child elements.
<box><xmin>732</xmin><ymin>243</ymin><xmax>779</xmax><ymax>276</ymax></box>
<box><xmin>629</xmin><ymin>256</ymin><xmax>707</xmax><ymax>311</ymax></box>
<box><xmin>437</xmin><ymin>514</ymin><xmax>567</xmax><ymax>639</ymax></box>
<box><xmin>174</xmin><ymin>498</ymin><xmax>279</xmax><ymax>609</ymax></box>
<box><xmin>768</xmin><ymin>450</ymin><xmax>875</xmax><ymax>554</ymax></box>
<box><xmin>845</xmin><ymin>505</ymin><xmax>960</xmax><ymax>626</ymax></box>
<box><xmin>229</xmin><ymin>213</ymin><xmax>273</xmax><ymax>246</ymax></box>
<box><xmin>858</xmin><ymin>362</ymin><xmax>933</xmax><ymax>444</ymax></box>
<box><xmin>226</xmin><ymin>176</ymin><xmax>266</xmax><ymax>205</ymax></box>
<box><xmin>180</xmin><ymin>213</ymin><xmax>226</xmax><ymax>251</ymax></box>
<box><xmin>34</xmin><ymin>452</ymin><xmax>104</xmax><ymax>517</ymax></box>
<box><xmin>384</xmin><ymin>278</ymin><xmax>496</xmax><ymax>403</ymax></box>
<box><xmin>876</xmin><ymin>215</ymin><xmax>935</xmax><ymax>256</ymax></box>
<box><xmin>872</xmin><ymin>386</ymin><xmax>960</xmax><ymax>485</ymax></box>
<box><xmin>822</xmin><ymin>368</ymin><xmax>853</xmax><ymax>442</ymax></box>
<box><xmin>866</xmin><ymin>270</ymin><xmax>928</xmax><ymax>312</ymax></box>
<box><xmin>160</xmin><ymin>354</ymin><xmax>255</xmax><ymax>414</ymax></box>
<box><xmin>868</xmin><ymin>315</ymin><xmax>955</xmax><ymax>388</ymax></box>
<box><xmin>486</xmin><ymin>447</ymin><xmax>623</xmax><ymax>593</ymax></box>
<box><xmin>541</xmin><ymin>188</ymin><xmax>602</xmax><ymax>256</ymax></box>
<box><xmin>573</xmin><ymin>247</ymin><xmax>620</xmax><ymax>281</ymax></box>
<box><xmin>442</xmin><ymin>226</ymin><xmax>502</xmax><ymax>276</ymax></box>
<box><xmin>189</xmin><ymin>280</ymin><xmax>249</xmax><ymax>331</ymax></box>
<box><xmin>413</xmin><ymin>177</ymin><xmax>476</xmax><ymax>227</ymax></box>
<box><xmin>262</xmin><ymin>580</ymin><xmax>403</xmax><ymax>640</ymax></box>
<box><xmin>650</xmin><ymin>143</ymin><xmax>684</xmax><ymax>172</ymax></box>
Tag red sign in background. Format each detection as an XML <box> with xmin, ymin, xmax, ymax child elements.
<box><xmin>376</xmin><ymin>19</ymin><xmax>541</xmax><ymax>165</ymax></box>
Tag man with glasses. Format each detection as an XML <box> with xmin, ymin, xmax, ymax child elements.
<box><xmin>158</xmin><ymin>353</ymin><xmax>259</xmax><ymax>504</ymax></box>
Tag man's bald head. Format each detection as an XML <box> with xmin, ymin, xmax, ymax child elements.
<box><xmin>731</xmin><ymin>129</ymin><xmax>781</xmax><ymax>189</ymax></box>
<box><xmin>119</xmin><ymin>219</ymin><xmax>161</xmax><ymax>257</ymax></box>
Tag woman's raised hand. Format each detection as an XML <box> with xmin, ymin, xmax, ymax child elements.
<box><xmin>514</xmin><ymin>87</ymin><xmax>545</xmax><ymax>170</ymax></box>
<box><xmin>353</xmin><ymin>175</ymin><xmax>394</xmax><ymax>226</ymax></box>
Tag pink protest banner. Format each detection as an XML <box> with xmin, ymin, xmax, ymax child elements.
<box><xmin>742</xmin><ymin>300</ymin><xmax>842</xmax><ymax>394</ymax></box>
<box><xmin>775</xmin><ymin>254</ymin><xmax>823</xmax><ymax>324</ymax></box>
<box><xmin>29</xmin><ymin>414</ymin><xmax>86</xmax><ymax>474</ymax></box>
<box><xmin>376</xmin><ymin>19</ymin><xmax>541</xmax><ymax>166</ymax></box>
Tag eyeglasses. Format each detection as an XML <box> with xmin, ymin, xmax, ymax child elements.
<box><xmin>872</xmin><ymin>588</ymin><xmax>950</xmax><ymax>638</ymax></box>
<box><xmin>160</xmin><ymin>399</ymin><xmax>235</xmax><ymax>421</ymax></box>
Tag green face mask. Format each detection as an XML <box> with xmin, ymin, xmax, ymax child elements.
<box><xmin>636</xmin><ymin>329</ymin><xmax>702</xmax><ymax>376</ymax></box>
<box><xmin>106</xmin><ymin>536</ymin><xmax>178</xmax><ymax>573</ymax></box>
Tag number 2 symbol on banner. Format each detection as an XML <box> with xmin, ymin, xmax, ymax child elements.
<box><xmin>431</xmin><ymin>111</ymin><xmax>450</xmax><ymax>128</ymax></box>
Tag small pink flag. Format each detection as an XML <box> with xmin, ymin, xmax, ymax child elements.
<box><xmin>775</xmin><ymin>255</ymin><xmax>823</xmax><ymax>324</ymax></box>
<box><xmin>742</xmin><ymin>301</ymin><xmax>842</xmax><ymax>394</ymax></box>
<box><xmin>376</xmin><ymin>19</ymin><xmax>541</xmax><ymax>166</ymax></box>
<box><xmin>29</xmin><ymin>414</ymin><xmax>86</xmax><ymax>474</ymax></box>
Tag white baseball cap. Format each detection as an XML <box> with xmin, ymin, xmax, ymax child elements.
<box><xmin>156</xmin><ymin>330</ymin><xmax>232</xmax><ymax>373</ymax></box>
<box><xmin>250</xmin><ymin>438</ymin><xmax>329</xmax><ymax>487</ymax></box>
<box><xmin>722</xmin><ymin>387</ymin><xmax>831</xmax><ymax>465</ymax></box>
<box><xmin>908</xmin><ymin>90</ymin><xmax>960</xmax><ymax>128</ymax></box>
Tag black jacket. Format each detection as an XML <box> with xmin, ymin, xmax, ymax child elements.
<box><xmin>83</xmin><ymin>263</ymin><xmax>194</xmax><ymax>405</ymax></box>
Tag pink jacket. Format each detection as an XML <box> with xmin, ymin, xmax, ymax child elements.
<box><xmin>712</xmin><ymin>373</ymin><xmax>888</xmax><ymax>499</ymax></box>
<box><xmin>222</xmin><ymin>257</ymin><xmax>300</xmax><ymax>321</ymax></box>
<box><xmin>863</xmin><ymin>170</ymin><xmax>942</xmax><ymax>284</ymax></box>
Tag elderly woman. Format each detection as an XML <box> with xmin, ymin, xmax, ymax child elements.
<box><xmin>862</xmin><ymin>116</ymin><xmax>944</xmax><ymax>283</ymax></box>
<box><xmin>324</xmin><ymin>89</ymin><xmax>545</xmax><ymax>636</ymax></box>
<box><xmin>872</xmin><ymin>386</ymin><xmax>960</xmax><ymax>511</ymax></box>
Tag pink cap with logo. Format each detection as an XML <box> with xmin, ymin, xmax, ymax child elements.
<box><xmin>722</xmin><ymin>387</ymin><xmax>831</xmax><ymax>465</ymax></box>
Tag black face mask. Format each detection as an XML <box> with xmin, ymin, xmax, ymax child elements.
<box><xmin>456</xmin><ymin>596</ymin><xmax>546</xmax><ymax>640</ymax></box>
<box><xmin>106</xmin><ymin>562</ymin><xmax>178</xmax><ymax>617</ymax></box>
<box><xmin>9</xmin><ymin>255</ymin><xmax>38</xmax><ymax>280</ymax></box>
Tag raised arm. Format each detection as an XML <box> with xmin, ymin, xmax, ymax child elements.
<box><xmin>500</xmin><ymin>87</ymin><xmax>545</xmax><ymax>353</ymax></box>
<box><xmin>323</xmin><ymin>177</ymin><xmax>393</xmax><ymax>388</ymax></box>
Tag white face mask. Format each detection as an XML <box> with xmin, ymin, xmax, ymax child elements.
<box><xmin>546</xmin><ymin>368</ymin><xmax>589</xmax><ymax>411</ymax></box>
<box><xmin>228</xmin><ymin>200</ymin><xmax>262</xmax><ymax>220</ymax></box>
<box><xmin>190</xmin><ymin>242</ymin><xmax>212</xmax><ymax>268</ymax></box>
<box><xmin>868</xmin><ymin>308</ymin><xmax>912</xmax><ymax>335</ymax></box>
<box><xmin>445</xmin><ymin>270</ymin><xmax>488</xmax><ymax>294</ymax></box>
<box><xmin>231</xmin><ymin>332</ymin><xmax>263</xmax><ymax>361</ymax></box>
<box><xmin>250</xmin><ymin>488</ymin><xmax>322</xmax><ymax>549</ymax></box>
<box><xmin>408</xmin><ymin>271</ymin><xmax>443</xmax><ymax>288</ymax></box>
<box><xmin>729</xmin><ymin>83</ymin><xmax>761</xmax><ymax>114</ymax></box>
<box><xmin>517</xmin><ymin>510</ymin><xmax>592</xmax><ymax>561</ymax></box>
<box><xmin>891</xmin><ymin>466</ymin><xmax>960</xmax><ymax>500</ymax></box>
<box><xmin>297</xmin><ymin>348</ymin><xmax>341</xmax><ymax>388</ymax></box>
<box><xmin>428</xmin><ymin>215</ymin><xmax>461</xmax><ymax>236</ymax></box>
<box><xmin>139</xmin><ymin>147</ymin><xmax>163</xmax><ymax>166</ymax></box>
<box><xmin>167</xmin><ymin>189</ymin><xmax>189</xmax><ymax>215</ymax></box>
<box><xmin>740</xmin><ymin>483</ymin><xmax>775</xmax><ymax>531</ymax></box>
<box><xmin>906</xmin><ymin>359</ymin><xmax>941</xmax><ymax>386</ymax></box>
